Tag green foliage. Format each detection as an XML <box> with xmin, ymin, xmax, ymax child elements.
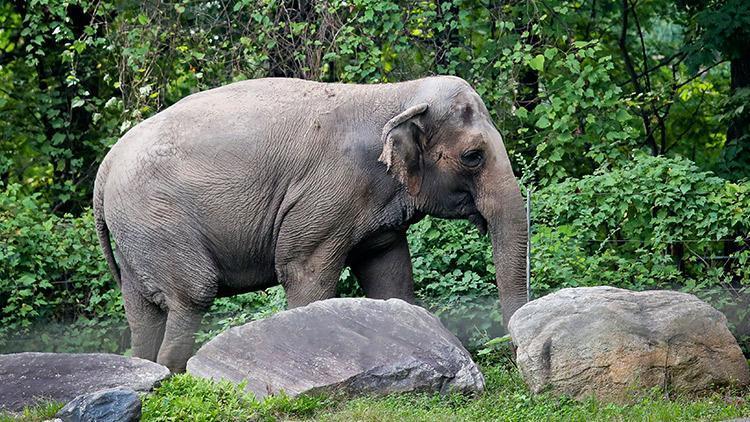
<box><xmin>0</xmin><ymin>401</ymin><xmax>64</xmax><ymax>422</ymax></box>
<box><xmin>408</xmin><ymin>217</ymin><xmax>501</xmax><ymax>348</ymax></box>
<box><xmin>0</xmin><ymin>1</ymin><xmax>121</xmax><ymax>212</ymax></box>
<box><xmin>531</xmin><ymin>155</ymin><xmax>750</xmax><ymax>348</ymax></box>
<box><xmin>518</xmin><ymin>42</ymin><xmax>641</xmax><ymax>184</ymax></box>
<box><xmin>141</xmin><ymin>373</ymin><xmax>329</xmax><ymax>421</ymax></box>
<box><xmin>135</xmin><ymin>361</ymin><xmax>750</xmax><ymax>421</ymax></box>
<box><xmin>0</xmin><ymin>183</ymin><xmax>124</xmax><ymax>352</ymax></box>
<box><xmin>195</xmin><ymin>287</ymin><xmax>287</xmax><ymax>346</ymax></box>
<box><xmin>531</xmin><ymin>154</ymin><xmax>749</xmax><ymax>293</ymax></box>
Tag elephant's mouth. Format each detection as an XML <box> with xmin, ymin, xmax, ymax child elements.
<box><xmin>468</xmin><ymin>213</ymin><xmax>488</xmax><ymax>235</ymax></box>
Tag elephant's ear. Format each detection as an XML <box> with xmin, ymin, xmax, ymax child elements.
<box><xmin>378</xmin><ymin>103</ymin><xmax>429</xmax><ymax>196</ymax></box>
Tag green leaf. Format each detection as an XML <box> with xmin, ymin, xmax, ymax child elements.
<box><xmin>529</xmin><ymin>54</ymin><xmax>545</xmax><ymax>71</ymax></box>
<box><xmin>71</xmin><ymin>97</ymin><xmax>85</xmax><ymax>109</ymax></box>
<box><xmin>51</xmin><ymin>132</ymin><xmax>66</xmax><ymax>144</ymax></box>
<box><xmin>536</xmin><ymin>115</ymin><xmax>551</xmax><ymax>129</ymax></box>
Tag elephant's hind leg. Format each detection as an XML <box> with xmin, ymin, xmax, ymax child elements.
<box><xmin>121</xmin><ymin>267</ymin><xmax>167</xmax><ymax>362</ymax></box>
<box><xmin>157</xmin><ymin>305</ymin><xmax>204</xmax><ymax>373</ymax></box>
<box><xmin>153</xmin><ymin>254</ymin><xmax>218</xmax><ymax>373</ymax></box>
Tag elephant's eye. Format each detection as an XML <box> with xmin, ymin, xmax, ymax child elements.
<box><xmin>460</xmin><ymin>150</ymin><xmax>484</xmax><ymax>168</ymax></box>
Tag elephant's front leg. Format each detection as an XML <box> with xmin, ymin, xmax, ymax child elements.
<box><xmin>276</xmin><ymin>239</ymin><xmax>347</xmax><ymax>308</ymax></box>
<box><xmin>348</xmin><ymin>231</ymin><xmax>415</xmax><ymax>303</ymax></box>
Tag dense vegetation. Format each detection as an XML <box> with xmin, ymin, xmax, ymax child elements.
<box><xmin>1</xmin><ymin>0</ymin><xmax>749</xmax><ymax>358</ymax></box>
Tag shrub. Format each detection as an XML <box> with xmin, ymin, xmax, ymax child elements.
<box><xmin>532</xmin><ymin>154</ymin><xmax>749</xmax><ymax>291</ymax></box>
<box><xmin>531</xmin><ymin>154</ymin><xmax>750</xmax><ymax>347</ymax></box>
<box><xmin>196</xmin><ymin>287</ymin><xmax>287</xmax><ymax>346</ymax></box>
<box><xmin>408</xmin><ymin>218</ymin><xmax>502</xmax><ymax>348</ymax></box>
<box><xmin>0</xmin><ymin>183</ymin><xmax>124</xmax><ymax>352</ymax></box>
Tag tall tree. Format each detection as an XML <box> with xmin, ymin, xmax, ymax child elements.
<box><xmin>681</xmin><ymin>0</ymin><xmax>750</xmax><ymax>179</ymax></box>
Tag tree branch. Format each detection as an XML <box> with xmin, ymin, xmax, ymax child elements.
<box><xmin>619</xmin><ymin>0</ymin><xmax>658</xmax><ymax>155</ymax></box>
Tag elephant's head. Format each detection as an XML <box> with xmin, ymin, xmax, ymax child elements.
<box><xmin>379</xmin><ymin>76</ymin><xmax>528</xmax><ymax>328</ymax></box>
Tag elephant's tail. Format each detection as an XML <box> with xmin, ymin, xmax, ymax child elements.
<box><xmin>93</xmin><ymin>159</ymin><xmax>121</xmax><ymax>288</ymax></box>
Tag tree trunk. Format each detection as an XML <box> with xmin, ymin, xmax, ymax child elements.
<box><xmin>724</xmin><ymin>46</ymin><xmax>750</xmax><ymax>179</ymax></box>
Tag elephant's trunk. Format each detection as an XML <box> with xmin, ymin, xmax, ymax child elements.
<box><xmin>476</xmin><ymin>152</ymin><xmax>528</xmax><ymax>329</ymax></box>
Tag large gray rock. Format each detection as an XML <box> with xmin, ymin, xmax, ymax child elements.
<box><xmin>509</xmin><ymin>287</ymin><xmax>750</xmax><ymax>402</ymax></box>
<box><xmin>0</xmin><ymin>353</ymin><xmax>169</xmax><ymax>411</ymax></box>
<box><xmin>56</xmin><ymin>387</ymin><xmax>141</xmax><ymax>422</ymax></box>
<box><xmin>187</xmin><ymin>298</ymin><xmax>484</xmax><ymax>399</ymax></box>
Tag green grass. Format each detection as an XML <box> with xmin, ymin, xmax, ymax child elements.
<box><xmin>5</xmin><ymin>358</ymin><xmax>750</xmax><ymax>421</ymax></box>
<box><xmin>0</xmin><ymin>401</ymin><xmax>63</xmax><ymax>422</ymax></box>
<box><xmin>140</xmin><ymin>357</ymin><xmax>750</xmax><ymax>422</ymax></box>
<box><xmin>141</xmin><ymin>373</ymin><xmax>329</xmax><ymax>421</ymax></box>
<box><xmin>305</xmin><ymin>364</ymin><xmax>750</xmax><ymax>422</ymax></box>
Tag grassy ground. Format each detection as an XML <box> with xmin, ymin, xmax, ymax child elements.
<box><xmin>5</xmin><ymin>358</ymin><xmax>750</xmax><ymax>421</ymax></box>
<box><xmin>0</xmin><ymin>402</ymin><xmax>63</xmax><ymax>422</ymax></box>
<box><xmin>142</xmin><ymin>355</ymin><xmax>750</xmax><ymax>422</ymax></box>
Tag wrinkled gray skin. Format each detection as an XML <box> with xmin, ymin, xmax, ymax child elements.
<box><xmin>94</xmin><ymin>76</ymin><xmax>528</xmax><ymax>373</ymax></box>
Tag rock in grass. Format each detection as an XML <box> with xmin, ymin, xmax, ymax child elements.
<box><xmin>509</xmin><ymin>286</ymin><xmax>750</xmax><ymax>402</ymax></box>
<box><xmin>56</xmin><ymin>387</ymin><xmax>141</xmax><ymax>422</ymax></box>
<box><xmin>187</xmin><ymin>298</ymin><xmax>484</xmax><ymax>399</ymax></box>
<box><xmin>0</xmin><ymin>353</ymin><xmax>169</xmax><ymax>412</ymax></box>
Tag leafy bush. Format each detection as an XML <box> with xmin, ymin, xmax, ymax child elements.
<box><xmin>0</xmin><ymin>183</ymin><xmax>124</xmax><ymax>352</ymax></box>
<box><xmin>408</xmin><ymin>218</ymin><xmax>501</xmax><ymax>348</ymax></box>
<box><xmin>196</xmin><ymin>287</ymin><xmax>287</xmax><ymax>346</ymax></box>
<box><xmin>532</xmin><ymin>154</ymin><xmax>749</xmax><ymax>291</ymax></box>
<box><xmin>513</xmin><ymin>41</ymin><xmax>641</xmax><ymax>184</ymax></box>
<box><xmin>531</xmin><ymin>154</ymin><xmax>750</xmax><ymax>347</ymax></box>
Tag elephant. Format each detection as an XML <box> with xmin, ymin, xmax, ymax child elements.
<box><xmin>93</xmin><ymin>76</ymin><xmax>528</xmax><ymax>373</ymax></box>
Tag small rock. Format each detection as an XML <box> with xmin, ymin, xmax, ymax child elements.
<box><xmin>56</xmin><ymin>388</ymin><xmax>141</xmax><ymax>422</ymax></box>
<box><xmin>509</xmin><ymin>287</ymin><xmax>750</xmax><ymax>402</ymax></box>
<box><xmin>0</xmin><ymin>353</ymin><xmax>169</xmax><ymax>411</ymax></box>
<box><xmin>187</xmin><ymin>298</ymin><xmax>484</xmax><ymax>399</ymax></box>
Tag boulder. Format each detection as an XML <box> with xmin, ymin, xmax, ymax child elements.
<box><xmin>187</xmin><ymin>298</ymin><xmax>484</xmax><ymax>399</ymax></box>
<box><xmin>508</xmin><ymin>286</ymin><xmax>750</xmax><ymax>402</ymax></box>
<box><xmin>56</xmin><ymin>387</ymin><xmax>141</xmax><ymax>422</ymax></box>
<box><xmin>0</xmin><ymin>353</ymin><xmax>169</xmax><ymax>411</ymax></box>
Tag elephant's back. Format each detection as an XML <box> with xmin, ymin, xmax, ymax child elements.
<box><xmin>103</xmin><ymin>79</ymin><xmax>313</xmax><ymax>184</ymax></box>
<box><xmin>107</xmin><ymin>78</ymin><xmax>364</xmax><ymax>167</ymax></box>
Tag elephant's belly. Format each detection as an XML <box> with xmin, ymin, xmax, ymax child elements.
<box><xmin>216</xmin><ymin>263</ymin><xmax>278</xmax><ymax>297</ymax></box>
